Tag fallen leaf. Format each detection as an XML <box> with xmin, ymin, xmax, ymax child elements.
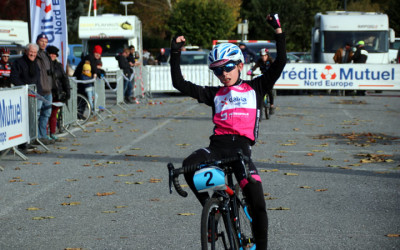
<box><xmin>66</xmin><ymin>179</ymin><xmax>78</xmax><ymax>182</ymax></box>
<box><xmin>178</xmin><ymin>213</ymin><xmax>195</xmax><ymax>216</ymax></box>
<box><xmin>61</xmin><ymin>202</ymin><xmax>81</xmax><ymax>206</ymax></box>
<box><xmin>300</xmin><ymin>186</ymin><xmax>312</xmax><ymax>189</ymax></box>
<box><xmin>268</xmin><ymin>207</ymin><xmax>290</xmax><ymax>210</ymax></box>
<box><xmin>115</xmin><ymin>206</ymin><xmax>128</xmax><ymax>208</ymax></box>
<box><xmin>322</xmin><ymin>157</ymin><xmax>333</xmax><ymax>161</ymax></box>
<box><xmin>149</xmin><ymin>178</ymin><xmax>162</xmax><ymax>183</ymax></box>
<box><xmin>26</xmin><ymin>207</ymin><xmax>42</xmax><ymax>211</ymax></box>
<box><xmin>96</xmin><ymin>192</ymin><xmax>116</xmax><ymax>196</ymax></box>
<box><xmin>32</xmin><ymin>216</ymin><xmax>55</xmax><ymax>220</ymax></box>
<box><xmin>150</xmin><ymin>198</ymin><xmax>160</xmax><ymax>201</ymax></box>
<box><xmin>305</xmin><ymin>153</ymin><xmax>314</xmax><ymax>156</ymax></box>
<box><xmin>290</xmin><ymin>162</ymin><xmax>303</xmax><ymax>166</ymax></box>
<box><xmin>27</xmin><ymin>183</ymin><xmax>39</xmax><ymax>185</ymax></box>
<box><xmin>114</xmin><ymin>174</ymin><xmax>134</xmax><ymax>177</ymax></box>
<box><xmin>385</xmin><ymin>234</ymin><xmax>400</xmax><ymax>237</ymax></box>
<box><xmin>315</xmin><ymin>189</ymin><xmax>328</xmax><ymax>192</ymax></box>
<box><xmin>284</xmin><ymin>173</ymin><xmax>299</xmax><ymax>176</ymax></box>
<box><xmin>53</xmin><ymin>162</ymin><xmax>61</xmax><ymax>165</ymax></box>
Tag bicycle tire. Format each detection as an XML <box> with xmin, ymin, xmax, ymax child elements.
<box><xmin>234</xmin><ymin>184</ymin><xmax>256</xmax><ymax>249</ymax></box>
<box><xmin>77</xmin><ymin>94</ymin><xmax>91</xmax><ymax>125</ymax></box>
<box><xmin>264</xmin><ymin>95</ymin><xmax>270</xmax><ymax>120</ymax></box>
<box><xmin>201</xmin><ymin>198</ymin><xmax>239</xmax><ymax>250</ymax></box>
<box><xmin>56</xmin><ymin>108</ymin><xmax>70</xmax><ymax>133</ymax></box>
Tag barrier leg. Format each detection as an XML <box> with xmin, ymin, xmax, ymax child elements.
<box><xmin>12</xmin><ymin>147</ymin><xmax>28</xmax><ymax>161</ymax></box>
<box><xmin>35</xmin><ymin>139</ymin><xmax>50</xmax><ymax>152</ymax></box>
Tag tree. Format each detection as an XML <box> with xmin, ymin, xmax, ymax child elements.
<box><xmin>384</xmin><ymin>0</ymin><xmax>400</xmax><ymax>35</ymax></box>
<box><xmin>168</xmin><ymin>0</ymin><xmax>240</xmax><ymax>49</ymax></box>
<box><xmin>241</xmin><ymin>0</ymin><xmax>340</xmax><ymax>51</ymax></box>
<box><xmin>66</xmin><ymin>0</ymin><xmax>90</xmax><ymax>44</ymax></box>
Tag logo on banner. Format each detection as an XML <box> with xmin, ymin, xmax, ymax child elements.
<box><xmin>321</xmin><ymin>65</ymin><xmax>337</xmax><ymax>80</ymax></box>
<box><xmin>36</xmin><ymin>0</ymin><xmax>52</xmax><ymax>13</ymax></box>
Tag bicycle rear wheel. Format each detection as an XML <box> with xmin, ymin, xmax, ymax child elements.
<box><xmin>77</xmin><ymin>94</ymin><xmax>91</xmax><ymax>125</ymax></box>
<box><xmin>264</xmin><ymin>95</ymin><xmax>270</xmax><ymax>120</ymax></box>
<box><xmin>235</xmin><ymin>184</ymin><xmax>256</xmax><ymax>249</ymax></box>
<box><xmin>201</xmin><ymin>198</ymin><xmax>239</xmax><ymax>250</ymax></box>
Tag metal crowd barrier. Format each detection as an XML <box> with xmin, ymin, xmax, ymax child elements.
<box><xmin>27</xmin><ymin>84</ymin><xmax>38</xmax><ymax>142</ymax></box>
<box><xmin>94</xmin><ymin>78</ymin><xmax>113</xmax><ymax>119</ymax></box>
<box><xmin>60</xmin><ymin>78</ymin><xmax>78</xmax><ymax>137</ymax></box>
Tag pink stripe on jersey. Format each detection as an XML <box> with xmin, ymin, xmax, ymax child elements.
<box><xmin>240</xmin><ymin>174</ymin><xmax>262</xmax><ymax>189</ymax></box>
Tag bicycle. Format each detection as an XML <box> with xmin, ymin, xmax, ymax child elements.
<box><xmin>76</xmin><ymin>93</ymin><xmax>92</xmax><ymax>125</ymax></box>
<box><xmin>167</xmin><ymin>151</ymin><xmax>257</xmax><ymax>250</ymax></box>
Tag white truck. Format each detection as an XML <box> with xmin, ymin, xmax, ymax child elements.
<box><xmin>0</xmin><ymin>20</ymin><xmax>29</xmax><ymax>54</ymax></box>
<box><xmin>78</xmin><ymin>14</ymin><xmax>142</xmax><ymax>82</ymax></box>
<box><xmin>311</xmin><ymin>11</ymin><xmax>395</xmax><ymax>64</ymax></box>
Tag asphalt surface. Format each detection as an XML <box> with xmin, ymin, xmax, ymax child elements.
<box><xmin>0</xmin><ymin>91</ymin><xmax>399</xmax><ymax>250</ymax></box>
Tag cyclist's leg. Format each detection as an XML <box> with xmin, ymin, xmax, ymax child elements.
<box><xmin>268</xmin><ymin>89</ymin><xmax>275</xmax><ymax>114</ymax></box>
<box><xmin>183</xmin><ymin>148</ymin><xmax>215</xmax><ymax>206</ymax></box>
<box><xmin>243</xmin><ymin>180</ymin><xmax>268</xmax><ymax>249</ymax></box>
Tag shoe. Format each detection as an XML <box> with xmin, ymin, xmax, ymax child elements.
<box><xmin>50</xmin><ymin>134</ymin><xmax>58</xmax><ymax>140</ymax></box>
<box><xmin>269</xmin><ymin>106</ymin><xmax>275</xmax><ymax>115</ymax></box>
<box><xmin>125</xmin><ymin>97</ymin><xmax>132</xmax><ymax>103</ymax></box>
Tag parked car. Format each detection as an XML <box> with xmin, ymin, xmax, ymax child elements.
<box><xmin>286</xmin><ymin>53</ymin><xmax>300</xmax><ymax>63</ymax></box>
<box><xmin>240</xmin><ymin>42</ymin><xmax>277</xmax><ymax>63</ymax></box>
<box><xmin>288</xmin><ymin>52</ymin><xmax>312</xmax><ymax>63</ymax></box>
<box><xmin>168</xmin><ymin>50</ymin><xmax>209</xmax><ymax>65</ymax></box>
<box><xmin>67</xmin><ymin>44</ymin><xmax>83</xmax><ymax>70</ymax></box>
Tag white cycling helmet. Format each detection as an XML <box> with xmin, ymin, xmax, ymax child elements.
<box><xmin>208</xmin><ymin>43</ymin><xmax>244</xmax><ymax>68</ymax></box>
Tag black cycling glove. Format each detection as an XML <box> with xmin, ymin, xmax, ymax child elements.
<box><xmin>267</xmin><ymin>14</ymin><xmax>281</xmax><ymax>29</ymax></box>
<box><xmin>171</xmin><ymin>36</ymin><xmax>185</xmax><ymax>53</ymax></box>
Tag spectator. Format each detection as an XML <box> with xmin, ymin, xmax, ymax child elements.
<box><xmin>78</xmin><ymin>61</ymin><xmax>95</xmax><ymax>108</ymax></box>
<box><xmin>239</xmin><ymin>42</ymin><xmax>256</xmax><ymax>63</ymax></box>
<box><xmin>127</xmin><ymin>45</ymin><xmax>140</xmax><ymax>67</ymax></box>
<box><xmin>397</xmin><ymin>48</ymin><xmax>400</xmax><ymax>64</ymax></box>
<box><xmin>10</xmin><ymin>43</ymin><xmax>42</xmax><ymax>149</ymax></box>
<box><xmin>116</xmin><ymin>48</ymin><xmax>134</xmax><ymax>103</ymax></box>
<box><xmin>352</xmin><ymin>40</ymin><xmax>368</xmax><ymax>63</ymax></box>
<box><xmin>35</xmin><ymin>33</ymin><xmax>55</xmax><ymax>144</ymax></box>
<box><xmin>0</xmin><ymin>48</ymin><xmax>12</xmax><ymax>88</ymax></box>
<box><xmin>156</xmin><ymin>48</ymin><xmax>168</xmax><ymax>65</ymax></box>
<box><xmin>248</xmin><ymin>48</ymin><xmax>276</xmax><ymax>115</ymax></box>
<box><xmin>47</xmin><ymin>45</ymin><xmax>70</xmax><ymax>140</ymax></box>
<box><xmin>74</xmin><ymin>45</ymin><xmax>103</xmax><ymax>79</ymax></box>
<box><xmin>142</xmin><ymin>49</ymin><xmax>151</xmax><ymax>65</ymax></box>
<box><xmin>333</xmin><ymin>42</ymin><xmax>353</xmax><ymax>63</ymax></box>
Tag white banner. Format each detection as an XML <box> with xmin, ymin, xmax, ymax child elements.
<box><xmin>30</xmin><ymin>0</ymin><xmax>68</xmax><ymax>70</ymax></box>
<box><xmin>0</xmin><ymin>86</ymin><xmax>29</xmax><ymax>151</ymax></box>
<box><xmin>275</xmin><ymin>64</ymin><xmax>400</xmax><ymax>90</ymax></box>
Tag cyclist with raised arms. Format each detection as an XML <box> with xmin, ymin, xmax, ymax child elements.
<box><xmin>170</xmin><ymin>14</ymin><xmax>286</xmax><ymax>249</ymax></box>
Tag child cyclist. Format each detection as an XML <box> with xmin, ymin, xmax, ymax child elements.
<box><xmin>248</xmin><ymin>48</ymin><xmax>276</xmax><ymax>115</ymax></box>
<box><xmin>170</xmin><ymin>14</ymin><xmax>286</xmax><ymax>249</ymax></box>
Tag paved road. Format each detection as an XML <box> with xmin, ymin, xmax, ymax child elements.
<box><xmin>0</xmin><ymin>92</ymin><xmax>399</xmax><ymax>250</ymax></box>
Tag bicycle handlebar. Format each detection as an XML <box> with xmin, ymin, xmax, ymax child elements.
<box><xmin>167</xmin><ymin>151</ymin><xmax>257</xmax><ymax>198</ymax></box>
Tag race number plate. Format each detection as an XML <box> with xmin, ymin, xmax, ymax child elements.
<box><xmin>193</xmin><ymin>167</ymin><xmax>226</xmax><ymax>192</ymax></box>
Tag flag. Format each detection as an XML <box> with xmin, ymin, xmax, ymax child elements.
<box><xmin>30</xmin><ymin>0</ymin><xmax>68</xmax><ymax>70</ymax></box>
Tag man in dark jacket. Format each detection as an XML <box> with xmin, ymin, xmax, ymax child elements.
<box><xmin>73</xmin><ymin>45</ymin><xmax>103</xmax><ymax>79</ymax></box>
<box><xmin>11</xmin><ymin>44</ymin><xmax>40</xmax><ymax>87</ymax></box>
<box><xmin>352</xmin><ymin>40</ymin><xmax>368</xmax><ymax>63</ymax></box>
<box><xmin>10</xmin><ymin>43</ymin><xmax>42</xmax><ymax>149</ymax></box>
<box><xmin>116</xmin><ymin>48</ymin><xmax>133</xmax><ymax>103</ymax></box>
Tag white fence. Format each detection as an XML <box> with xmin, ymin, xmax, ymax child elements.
<box><xmin>140</xmin><ymin>63</ymin><xmax>400</xmax><ymax>94</ymax></box>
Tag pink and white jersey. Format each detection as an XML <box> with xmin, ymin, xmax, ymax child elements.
<box><xmin>213</xmin><ymin>83</ymin><xmax>257</xmax><ymax>141</ymax></box>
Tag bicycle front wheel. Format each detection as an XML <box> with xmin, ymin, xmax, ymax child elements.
<box><xmin>201</xmin><ymin>198</ymin><xmax>239</xmax><ymax>250</ymax></box>
<box><xmin>77</xmin><ymin>94</ymin><xmax>91</xmax><ymax>125</ymax></box>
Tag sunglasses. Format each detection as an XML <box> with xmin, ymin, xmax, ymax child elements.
<box><xmin>212</xmin><ymin>62</ymin><xmax>237</xmax><ymax>76</ymax></box>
